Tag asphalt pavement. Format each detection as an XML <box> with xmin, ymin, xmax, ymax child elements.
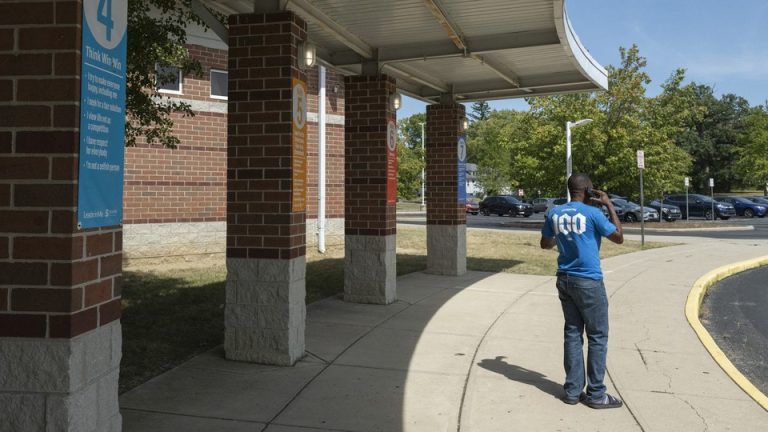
<box><xmin>399</xmin><ymin>212</ymin><xmax>768</xmax><ymax>240</ymax></box>
<box><xmin>701</xmin><ymin>266</ymin><xmax>768</xmax><ymax>396</ymax></box>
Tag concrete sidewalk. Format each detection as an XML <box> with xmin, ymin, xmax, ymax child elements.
<box><xmin>120</xmin><ymin>235</ymin><xmax>768</xmax><ymax>431</ymax></box>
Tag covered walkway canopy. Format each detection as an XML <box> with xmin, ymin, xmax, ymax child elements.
<box><xmin>199</xmin><ymin>0</ymin><xmax>608</xmax><ymax>101</ymax></box>
<box><xmin>0</xmin><ymin>1</ymin><xmax>610</xmax><ymax>429</ymax></box>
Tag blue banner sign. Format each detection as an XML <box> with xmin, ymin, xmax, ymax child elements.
<box><xmin>77</xmin><ymin>0</ymin><xmax>127</xmax><ymax>228</ymax></box>
<box><xmin>457</xmin><ymin>135</ymin><xmax>467</xmax><ymax>203</ymax></box>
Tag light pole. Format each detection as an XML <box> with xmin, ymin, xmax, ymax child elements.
<box><xmin>566</xmin><ymin>118</ymin><xmax>593</xmax><ymax>201</ymax></box>
<box><xmin>420</xmin><ymin>122</ymin><xmax>425</xmax><ymax>211</ymax></box>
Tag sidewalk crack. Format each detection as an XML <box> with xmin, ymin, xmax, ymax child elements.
<box><xmin>305</xmin><ymin>350</ymin><xmax>330</xmax><ymax>364</ymax></box>
<box><xmin>675</xmin><ymin>395</ymin><xmax>710</xmax><ymax>432</ymax></box>
<box><xmin>634</xmin><ymin>343</ymin><xmax>649</xmax><ymax>370</ymax></box>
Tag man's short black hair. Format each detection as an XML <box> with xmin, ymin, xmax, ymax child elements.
<box><xmin>568</xmin><ymin>173</ymin><xmax>592</xmax><ymax>196</ymax></box>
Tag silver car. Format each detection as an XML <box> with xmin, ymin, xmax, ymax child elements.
<box><xmin>531</xmin><ymin>197</ymin><xmax>557</xmax><ymax>213</ymax></box>
<box><xmin>611</xmin><ymin>198</ymin><xmax>658</xmax><ymax>222</ymax></box>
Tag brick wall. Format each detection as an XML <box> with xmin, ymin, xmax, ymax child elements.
<box><xmin>123</xmin><ymin>113</ymin><xmax>227</xmax><ymax>224</ymax></box>
<box><xmin>123</xmin><ymin>44</ymin><xmax>228</xmax><ymax>225</ymax></box>
<box><xmin>426</xmin><ymin>103</ymin><xmax>466</xmax><ymax>226</ymax></box>
<box><xmin>344</xmin><ymin>75</ymin><xmax>397</xmax><ymax>237</ymax></box>
<box><xmin>0</xmin><ymin>0</ymin><xmax>122</xmax><ymax>338</ymax></box>
<box><xmin>123</xmin><ymin>43</ymin><xmax>345</xmax><ymax>229</ymax></box>
<box><xmin>179</xmin><ymin>44</ymin><xmax>228</xmax><ymax>101</ymax></box>
<box><xmin>226</xmin><ymin>12</ymin><xmax>307</xmax><ymax>260</ymax></box>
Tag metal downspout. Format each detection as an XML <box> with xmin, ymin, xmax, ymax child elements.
<box><xmin>318</xmin><ymin>65</ymin><xmax>327</xmax><ymax>253</ymax></box>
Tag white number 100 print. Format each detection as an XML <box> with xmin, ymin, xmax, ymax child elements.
<box><xmin>552</xmin><ymin>213</ymin><xmax>587</xmax><ymax>235</ymax></box>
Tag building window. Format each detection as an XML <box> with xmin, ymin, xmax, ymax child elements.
<box><xmin>156</xmin><ymin>64</ymin><xmax>182</xmax><ymax>94</ymax></box>
<box><xmin>210</xmin><ymin>69</ymin><xmax>228</xmax><ymax>99</ymax></box>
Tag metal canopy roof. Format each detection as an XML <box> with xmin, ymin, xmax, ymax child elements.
<box><xmin>200</xmin><ymin>0</ymin><xmax>608</xmax><ymax>103</ymax></box>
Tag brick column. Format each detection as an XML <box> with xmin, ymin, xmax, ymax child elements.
<box><xmin>225</xmin><ymin>12</ymin><xmax>307</xmax><ymax>365</ymax></box>
<box><xmin>0</xmin><ymin>1</ymin><xmax>122</xmax><ymax>430</ymax></box>
<box><xmin>426</xmin><ymin>103</ymin><xmax>467</xmax><ymax>275</ymax></box>
<box><xmin>343</xmin><ymin>75</ymin><xmax>397</xmax><ymax>304</ymax></box>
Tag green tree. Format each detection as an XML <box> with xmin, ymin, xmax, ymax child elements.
<box><xmin>468</xmin><ymin>101</ymin><xmax>492</xmax><ymax>122</ymax></box>
<box><xmin>396</xmin><ymin>114</ymin><xmax>426</xmax><ymax>200</ymax></box>
<box><xmin>675</xmin><ymin>86</ymin><xmax>751</xmax><ymax>192</ymax></box>
<box><xmin>734</xmin><ymin>106</ymin><xmax>768</xmax><ymax>191</ymax></box>
<box><xmin>466</xmin><ymin>110</ymin><xmax>516</xmax><ymax>195</ymax></box>
<box><xmin>127</xmin><ymin>0</ymin><xmax>211</xmax><ymax>147</ymax></box>
<box><xmin>527</xmin><ymin>92</ymin><xmax>603</xmax><ymax>196</ymax></box>
<box><xmin>526</xmin><ymin>45</ymin><xmax>692</xmax><ymax>200</ymax></box>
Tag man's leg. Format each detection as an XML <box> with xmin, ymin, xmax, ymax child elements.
<box><xmin>574</xmin><ymin>277</ymin><xmax>609</xmax><ymax>401</ymax></box>
<box><xmin>557</xmin><ymin>275</ymin><xmax>586</xmax><ymax>400</ymax></box>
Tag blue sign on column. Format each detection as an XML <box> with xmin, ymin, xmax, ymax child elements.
<box><xmin>77</xmin><ymin>0</ymin><xmax>127</xmax><ymax>228</ymax></box>
<box><xmin>457</xmin><ymin>135</ymin><xmax>467</xmax><ymax>203</ymax></box>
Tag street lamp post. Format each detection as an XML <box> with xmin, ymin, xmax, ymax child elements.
<box><xmin>420</xmin><ymin>122</ymin><xmax>425</xmax><ymax>211</ymax></box>
<box><xmin>566</xmin><ymin>118</ymin><xmax>593</xmax><ymax>201</ymax></box>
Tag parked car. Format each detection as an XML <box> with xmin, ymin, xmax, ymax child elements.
<box><xmin>531</xmin><ymin>197</ymin><xmax>557</xmax><ymax>213</ymax></box>
<box><xmin>550</xmin><ymin>197</ymin><xmax>622</xmax><ymax>219</ymax></box>
<box><xmin>718</xmin><ymin>197</ymin><xmax>767</xmax><ymax>218</ymax></box>
<box><xmin>646</xmin><ymin>200</ymin><xmax>682</xmax><ymax>222</ymax></box>
<box><xmin>611</xmin><ymin>198</ymin><xmax>658</xmax><ymax>222</ymax></box>
<box><xmin>663</xmin><ymin>194</ymin><xmax>736</xmax><ymax>220</ymax></box>
<box><xmin>465</xmin><ymin>201</ymin><xmax>479</xmax><ymax>215</ymax></box>
<box><xmin>748</xmin><ymin>197</ymin><xmax>768</xmax><ymax>206</ymax></box>
<box><xmin>479</xmin><ymin>196</ymin><xmax>533</xmax><ymax>217</ymax></box>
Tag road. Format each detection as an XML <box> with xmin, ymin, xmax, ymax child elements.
<box><xmin>701</xmin><ymin>266</ymin><xmax>768</xmax><ymax>396</ymax></box>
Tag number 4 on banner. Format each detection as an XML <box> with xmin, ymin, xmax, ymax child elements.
<box><xmin>97</xmin><ymin>0</ymin><xmax>114</xmax><ymax>41</ymax></box>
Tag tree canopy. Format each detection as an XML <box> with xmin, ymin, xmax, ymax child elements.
<box><xmin>396</xmin><ymin>114</ymin><xmax>426</xmax><ymax>200</ymax></box>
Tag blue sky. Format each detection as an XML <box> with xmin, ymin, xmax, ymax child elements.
<box><xmin>400</xmin><ymin>0</ymin><xmax>768</xmax><ymax>118</ymax></box>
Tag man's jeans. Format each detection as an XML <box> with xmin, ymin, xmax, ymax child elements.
<box><xmin>556</xmin><ymin>273</ymin><xmax>609</xmax><ymax>401</ymax></box>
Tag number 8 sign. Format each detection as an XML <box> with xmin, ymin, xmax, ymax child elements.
<box><xmin>84</xmin><ymin>0</ymin><xmax>127</xmax><ymax>50</ymax></box>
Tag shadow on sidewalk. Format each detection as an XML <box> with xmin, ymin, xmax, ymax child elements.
<box><xmin>478</xmin><ymin>355</ymin><xmax>562</xmax><ymax>399</ymax></box>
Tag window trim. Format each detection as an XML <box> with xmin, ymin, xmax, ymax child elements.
<box><xmin>209</xmin><ymin>68</ymin><xmax>228</xmax><ymax>100</ymax></box>
<box><xmin>155</xmin><ymin>64</ymin><xmax>183</xmax><ymax>95</ymax></box>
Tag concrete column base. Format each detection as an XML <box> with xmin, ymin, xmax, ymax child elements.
<box><xmin>344</xmin><ymin>235</ymin><xmax>396</xmax><ymax>304</ymax></box>
<box><xmin>0</xmin><ymin>321</ymin><xmax>122</xmax><ymax>432</ymax></box>
<box><xmin>427</xmin><ymin>224</ymin><xmax>467</xmax><ymax>276</ymax></box>
<box><xmin>224</xmin><ymin>257</ymin><xmax>306</xmax><ymax>366</ymax></box>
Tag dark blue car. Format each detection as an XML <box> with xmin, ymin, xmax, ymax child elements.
<box><xmin>748</xmin><ymin>197</ymin><xmax>768</xmax><ymax>206</ymax></box>
<box><xmin>719</xmin><ymin>197</ymin><xmax>768</xmax><ymax>218</ymax></box>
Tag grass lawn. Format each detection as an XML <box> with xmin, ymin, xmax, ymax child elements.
<box><xmin>119</xmin><ymin>226</ymin><xmax>667</xmax><ymax>393</ymax></box>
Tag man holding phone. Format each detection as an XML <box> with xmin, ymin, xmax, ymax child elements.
<box><xmin>540</xmin><ymin>173</ymin><xmax>624</xmax><ymax>409</ymax></box>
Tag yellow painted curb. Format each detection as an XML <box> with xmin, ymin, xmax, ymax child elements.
<box><xmin>685</xmin><ymin>256</ymin><xmax>768</xmax><ymax>412</ymax></box>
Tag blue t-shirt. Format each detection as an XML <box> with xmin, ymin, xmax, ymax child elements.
<box><xmin>541</xmin><ymin>202</ymin><xmax>617</xmax><ymax>280</ymax></box>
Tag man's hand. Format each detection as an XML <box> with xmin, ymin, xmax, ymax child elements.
<box><xmin>590</xmin><ymin>189</ymin><xmax>611</xmax><ymax>206</ymax></box>
<box><xmin>540</xmin><ymin>236</ymin><xmax>556</xmax><ymax>250</ymax></box>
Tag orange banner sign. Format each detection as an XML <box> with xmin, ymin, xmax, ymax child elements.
<box><xmin>292</xmin><ymin>79</ymin><xmax>308</xmax><ymax>212</ymax></box>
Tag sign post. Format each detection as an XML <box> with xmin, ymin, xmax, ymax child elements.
<box><xmin>684</xmin><ymin>176</ymin><xmax>690</xmax><ymax>221</ymax></box>
<box><xmin>77</xmin><ymin>0</ymin><xmax>128</xmax><ymax>228</ymax></box>
<box><xmin>709</xmin><ymin>177</ymin><xmax>715</xmax><ymax>221</ymax></box>
<box><xmin>637</xmin><ymin>150</ymin><xmax>645</xmax><ymax>246</ymax></box>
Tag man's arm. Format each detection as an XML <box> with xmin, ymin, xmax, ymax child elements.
<box><xmin>593</xmin><ymin>191</ymin><xmax>624</xmax><ymax>244</ymax></box>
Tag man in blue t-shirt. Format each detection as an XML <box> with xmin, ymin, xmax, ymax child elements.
<box><xmin>540</xmin><ymin>173</ymin><xmax>624</xmax><ymax>409</ymax></box>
